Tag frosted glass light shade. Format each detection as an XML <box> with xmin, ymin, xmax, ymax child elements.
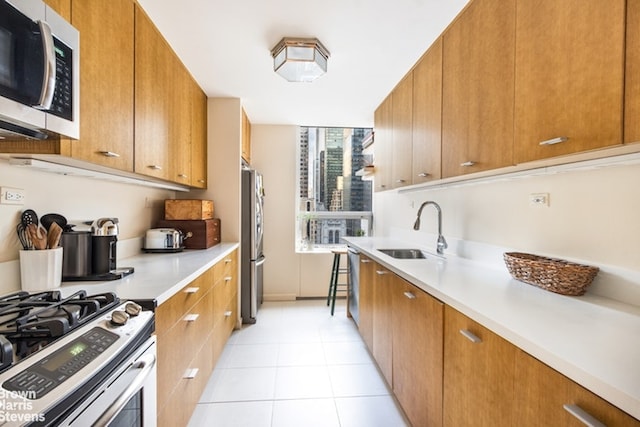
<box><xmin>271</xmin><ymin>38</ymin><xmax>330</xmax><ymax>82</ymax></box>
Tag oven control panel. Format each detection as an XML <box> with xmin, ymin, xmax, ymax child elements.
<box><xmin>3</xmin><ymin>327</ymin><xmax>118</xmax><ymax>399</ymax></box>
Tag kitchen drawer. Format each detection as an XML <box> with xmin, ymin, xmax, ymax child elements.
<box><xmin>156</xmin><ymin>288</ymin><xmax>213</xmax><ymax>410</ymax></box>
<box><xmin>213</xmin><ymin>274</ymin><xmax>236</xmax><ymax>328</ymax></box>
<box><xmin>212</xmin><ymin>291</ymin><xmax>237</xmax><ymax>364</ymax></box>
<box><xmin>158</xmin><ymin>332</ymin><xmax>215</xmax><ymax>427</ymax></box>
<box><xmin>214</xmin><ymin>249</ymin><xmax>237</xmax><ymax>284</ymax></box>
<box><xmin>155</xmin><ymin>268</ymin><xmax>214</xmax><ymax>332</ymax></box>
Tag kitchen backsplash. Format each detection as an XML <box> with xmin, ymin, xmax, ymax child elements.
<box><xmin>375</xmin><ymin>160</ymin><xmax>640</xmax><ymax>307</ymax></box>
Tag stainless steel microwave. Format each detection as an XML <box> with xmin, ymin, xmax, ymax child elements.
<box><xmin>0</xmin><ymin>0</ymin><xmax>79</xmax><ymax>140</ymax></box>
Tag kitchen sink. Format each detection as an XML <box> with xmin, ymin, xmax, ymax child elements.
<box><xmin>377</xmin><ymin>248</ymin><xmax>429</xmax><ymax>259</ymax></box>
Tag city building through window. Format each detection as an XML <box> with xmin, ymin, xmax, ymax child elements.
<box><xmin>296</xmin><ymin>127</ymin><xmax>373</xmax><ymax>251</ymax></box>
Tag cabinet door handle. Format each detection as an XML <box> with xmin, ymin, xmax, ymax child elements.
<box><xmin>148</xmin><ymin>165</ymin><xmax>163</xmax><ymax>170</ymax></box>
<box><xmin>198</xmin><ymin>179</ymin><xmax>206</xmax><ymax>183</ymax></box>
<box><xmin>360</xmin><ymin>259</ymin><xmax>371</xmax><ymax>264</ymax></box>
<box><xmin>459</xmin><ymin>329</ymin><xmax>482</xmax><ymax>343</ymax></box>
<box><xmin>539</xmin><ymin>136</ymin><xmax>569</xmax><ymax>146</ymax></box>
<box><xmin>417</xmin><ymin>172</ymin><xmax>430</xmax><ymax>178</ymax></box>
<box><xmin>395</xmin><ymin>179</ymin><xmax>406</xmax><ymax>183</ymax></box>
<box><xmin>375</xmin><ymin>270</ymin><xmax>387</xmax><ymax>275</ymax></box>
<box><xmin>183</xmin><ymin>313</ymin><xmax>199</xmax><ymax>322</ymax></box>
<box><xmin>224</xmin><ymin>276</ymin><xmax>232</xmax><ymax>282</ymax></box>
<box><xmin>224</xmin><ymin>310</ymin><xmax>233</xmax><ymax>317</ymax></box>
<box><xmin>178</xmin><ymin>173</ymin><xmax>188</xmax><ymax>178</ymax></box>
<box><xmin>98</xmin><ymin>151</ymin><xmax>121</xmax><ymax>158</ymax></box>
<box><xmin>563</xmin><ymin>404</ymin><xmax>605</xmax><ymax>427</ymax></box>
<box><xmin>183</xmin><ymin>287</ymin><xmax>200</xmax><ymax>294</ymax></box>
<box><xmin>403</xmin><ymin>291</ymin><xmax>416</xmax><ymax>299</ymax></box>
<box><xmin>183</xmin><ymin>368</ymin><xmax>199</xmax><ymax>379</ymax></box>
<box><xmin>224</xmin><ymin>258</ymin><xmax>232</xmax><ymax>264</ymax></box>
<box><xmin>460</xmin><ymin>161</ymin><xmax>475</xmax><ymax>167</ymax></box>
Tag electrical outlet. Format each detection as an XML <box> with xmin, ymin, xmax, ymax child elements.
<box><xmin>0</xmin><ymin>187</ymin><xmax>26</xmax><ymax>205</ymax></box>
<box><xmin>529</xmin><ymin>193</ymin><xmax>549</xmax><ymax>207</ymax></box>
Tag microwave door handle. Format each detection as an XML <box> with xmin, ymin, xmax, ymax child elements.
<box><xmin>34</xmin><ymin>20</ymin><xmax>56</xmax><ymax>110</ymax></box>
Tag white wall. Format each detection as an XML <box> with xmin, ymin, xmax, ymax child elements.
<box><xmin>251</xmin><ymin>124</ymin><xmax>334</xmax><ymax>299</ymax></box>
<box><xmin>375</xmin><ymin>162</ymin><xmax>640</xmax><ymax>272</ymax></box>
<box><xmin>188</xmin><ymin>98</ymin><xmax>242</xmax><ymax>243</ymax></box>
<box><xmin>0</xmin><ymin>158</ymin><xmax>175</xmax><ymax>293</ymax></box>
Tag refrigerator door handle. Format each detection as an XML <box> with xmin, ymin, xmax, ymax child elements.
<box><xmin>255</xmin><ymin>255</ymin><xmax>266</xmax><ymax>266</ymax></box>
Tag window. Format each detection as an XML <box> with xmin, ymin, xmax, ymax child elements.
<box><xmin>297</xmin><ymin>127</ymin><xmax>373</xmax><ymax>251</ymax></box>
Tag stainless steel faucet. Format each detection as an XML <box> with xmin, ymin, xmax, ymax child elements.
<box><xmin>413</xmin><ymin>201</ymin><xmax>448</xmax><ymax>255</ymax></box>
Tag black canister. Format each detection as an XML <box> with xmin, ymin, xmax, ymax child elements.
<box><xmin>60</xmin><ymin>231</ymin><xmax>92</xmax><ymax>278</ymax></box>
<box><xmin>92</xmin><ymin>235</ymin><xmax>117</xmax><ymax>274</ymax></box>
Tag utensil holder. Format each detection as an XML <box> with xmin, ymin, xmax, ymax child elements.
<box><xmin>19</xmin><ymin>247</ymin><xmax>63</xmax><ymax>292</ymax></box>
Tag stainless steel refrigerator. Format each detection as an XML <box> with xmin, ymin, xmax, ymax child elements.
<box><xmin>241</xmin><ymin>168</ymin><xmax>265</xmax><ymax>324</ymax></box>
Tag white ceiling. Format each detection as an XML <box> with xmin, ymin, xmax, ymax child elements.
<box><xmin>135</xmin><ymin>0</ymin><xmax>470</xmax><ymax>128</ymax></box>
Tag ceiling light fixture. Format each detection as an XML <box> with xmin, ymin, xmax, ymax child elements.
<box><xmin>271</xmin><ymin>37</ymin><xmax>330</xmax><ymax>83</ymax></box>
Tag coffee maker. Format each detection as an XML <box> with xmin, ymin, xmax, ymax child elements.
<box><xmin>61</xmin><ymin>217</ymin><xmax>134</xmax><ymax>281</ymax></box>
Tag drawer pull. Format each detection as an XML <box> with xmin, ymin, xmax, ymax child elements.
<box><xmin>417</xmin><ymin>172</ymin><xmax>430</xmax><ymax>178</ymax></box>
<box><xmin>224</xmin><ymin>258</ymin><xmax>232</xmax><ymax>264</ymax></box>
<box><xmin>183</xmin><ymin>368</ymin><xmax>199</xmax><ymax>379</ymax></box>
<box><xmin>563</xmin><ymin>404</ymin><xmax>605</xmax><ymax>427</ymax></box>
<box><xmin>459</xmin><ymin>329</ymin><xmax>482</xmax><ymax>343</ymax></box>
<box><xmin>403</xmin><ymin>291</ymin><xmax>416</xmax><ymax>300</ymax></box>
<box><xmin>396</xmin><ymin>179</ymin><xmax>406</xmax><ymax>183</ymax></box>
<box><xmin>224</xmin><ymin>276</ymin><xmax>232</xmax><ymax>282</ymax></box>
<box><xmin>360</xmin><ymin>259</ymin><xmax>371</xmax><ymax>264</ymax></box>
<box><xmin>375</xmin><ymin>270</ymin><xmax>387</xmax><ymax>275</ymax></box>
<box><xmin>460</xmin><ymin>161</ymin><xmax>475</xmax><ymax>167</ymax></box>
<box><xmin>224</xmin><ymin>311</ymin><xmax>233</xmax><ymax>317</ymax></box>
<box><xmin>183</xmin><ymin>287</ymin><xmax>200</xmax><ymax>294</ymax></box>
<box><xmin>148</xmin><ymin>165</ymin><xmax>162</xmax><ymax>170</ymax></box>
<box><xmin>539</xmin><ymin>136</ymin><xmax>569</xmax><ymax>146</ymax></box>
<box><xmin>183</xmin><ymin>314</ymin><xmax>199</xmax><ymax>322</ymax></box>
<box><xmin>98</xmin><ymin>151</ymin><xmax>120</xmax><ymax>158</ymax></box>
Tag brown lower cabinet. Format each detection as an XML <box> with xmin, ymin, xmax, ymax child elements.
<box><xmin>358</xmin><ymin>258</ymin><xmax>640</xmax><ymax>426</ymax></box>
<box><xmin>155</xmin><ymin>249</ymin><xmax>238</xmax><ymax>427</ymax></box>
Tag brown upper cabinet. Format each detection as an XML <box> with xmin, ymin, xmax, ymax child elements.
<box><xmin>412</xmin><ymin>37</ymin><xmax>442</xmax><ymax>184</ymax></box>
<box><xmin>191</xmin><ymin>83</ymin><xmax>208</xmax><ymax>188</ymax></box>
<box><xmin>626</xmin><ymin>0</ymin><xmax>640</xmax><ymax>144</ymax></box>
<box><xmin>70</xmin><ymin>0</ymin><xmax>135</xmax><ymax>172</ymax></box>
<box><xmin>241</xmin><ymin>109</ymin><xmax>252</xmax><ymax>164</ymax></box>
<box><xmin>135</xmin><ymin>6</ymin><xmax>172</xmax><ymax>180</ymax></box>
<box><xmin>391</xmin><ymin>74</ymin><xmax>413</xmax><ymax>188</ymax></box>
<box><xmin>441</xmin><ymin>0</ymin><xmax>516</xmax><ymax>178</ymax></box>
<box><xmin>169</xmin><ymin>59</ymin><xmax>193</xmax><ymax>185</ymax></box>
<box><xmin>373</xmin><ymin>95</ymin><xmax>393</xmax><ymax>192</ymax></box>
<box><xmin>514</xmin><ymin>0</ymin><xmax>625</xmax><ymax>163</ymax></box>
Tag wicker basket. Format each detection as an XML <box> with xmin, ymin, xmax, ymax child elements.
<box><xmin>503</xmin><ymin>252</ymin><xmax>599</xmax><ymax>296</ymax></box>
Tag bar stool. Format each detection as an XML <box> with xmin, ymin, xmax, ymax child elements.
<box><xmin>327</xmin><ymin>248</ymin><xmax>349</xmax><ymax>316</ymax></box>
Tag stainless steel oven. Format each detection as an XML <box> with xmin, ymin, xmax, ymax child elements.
<box><xmin>58</xmin><ymin>337</ymin><xmax>156</xmax><ymax>427</ymax></box>
<box><xmin>0</xmin><ymin>291</ymin><xmax>155</xmax><ymax>427</ymax></box>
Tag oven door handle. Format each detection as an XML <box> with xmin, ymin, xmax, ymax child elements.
<box><xmin>92</xmin><ymin>352</ymin><xmax>157</xmax><ymax>427</ymax></box>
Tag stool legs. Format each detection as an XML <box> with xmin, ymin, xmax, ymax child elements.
<box><xmin>327</xmin><ymin>252</ymin><xmax>348</xmax><ymax>316</ymax></box>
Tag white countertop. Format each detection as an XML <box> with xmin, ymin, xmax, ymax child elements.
<box><xmin>343</xmin><ymin>236</ymin><xmax>640</xmax><ymax>420</ymax></box>
<box><xmin>59</xmin><ymin>243</ymin><xmax>239</xmax><ymax>306</ymax></box>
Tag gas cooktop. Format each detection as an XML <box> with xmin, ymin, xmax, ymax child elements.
<box><xmin>0</xmin><ymin>290</ymin><xmax>121</xmax><ymax>371</ymax></box>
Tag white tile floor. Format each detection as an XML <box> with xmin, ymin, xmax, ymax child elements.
<box><xmin>188</xmin><ymin>299</ymin><xmax>409</xmax><ymax>427</ymax></box>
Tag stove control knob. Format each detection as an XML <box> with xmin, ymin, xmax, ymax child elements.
<box><xmin>110</xmin><ymin>310</ymin><xmax>130</xmax><ymax>326</ymax></box>
<box><xmin>125</xmin><ymin>302</ymin><xmax>142</xmax><ymax>317</ymax></box>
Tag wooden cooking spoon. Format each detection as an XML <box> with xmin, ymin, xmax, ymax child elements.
<box><xmin>47</xmin><ymin>222</ymin><xmax>63</xmax><ymax>249</ymax></box>
<box><xmin>27</xmin><ymin>224</ymin><xmax>48</xmax><ymax>250</ymax></box>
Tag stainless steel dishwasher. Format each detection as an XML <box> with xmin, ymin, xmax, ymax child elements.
<box><xmin>347</xmin><ymin>247</ymin><xmax>360</xmax><ymax>325</ymax></box>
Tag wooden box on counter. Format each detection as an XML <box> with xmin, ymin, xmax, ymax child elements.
<box><xmin>157</xmin><ymin>219</ymin><xmax>221</xmax><ymax>249</ymax></box>
<box><xmin>164</xmin><ymin>199</ymin><xmax>214</xmax><ymax>220</ymax></box>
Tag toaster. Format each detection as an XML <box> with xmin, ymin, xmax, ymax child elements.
<box><xmin>144</xmin><ymin>228</ymin><xmax>185</xmax><ymax>249</ymax></box>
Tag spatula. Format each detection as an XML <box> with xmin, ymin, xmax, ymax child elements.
<box><xmin>47</xmin><ymin>222</ymin><xmax>63</xmax><ymax>249</ymax></box>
